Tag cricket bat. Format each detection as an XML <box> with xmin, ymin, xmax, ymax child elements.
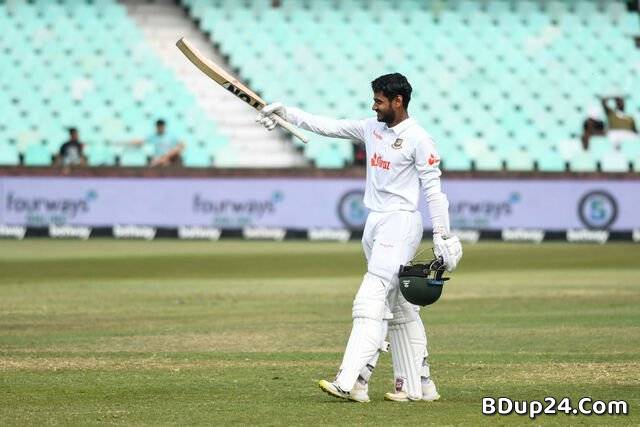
<box><xmin>176</xmin><ymin>37</ymin><xmax>308</xmax><ymax>143</ymax></box>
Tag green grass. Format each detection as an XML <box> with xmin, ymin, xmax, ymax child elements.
<box><xmin>0</xmin><ymin>240</ymin><xmax>639</xmax><ymax>426</ymax></box>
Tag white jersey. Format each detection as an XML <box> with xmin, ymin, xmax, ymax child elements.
<box><xmin>286</xmin><ymin>107</ymin><xmax>451</xmax><ymax>234</ymax></box>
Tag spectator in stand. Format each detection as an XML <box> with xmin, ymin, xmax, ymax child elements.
<box><xmin>601</xmin><ymin>96</ymin><xmax>637</xmax><ymax>131</ymax></box>
<box><xmin>581</xmin><ymin>105</ymin><xmax>606</xmax><ymax>149</ymax></box>
<box><xmin>56</xmin><ymin>127</ymin><xmax>87</xmax><ymax>167</ymax></box>
<box><xmin>130</xmin><ymin>119</ymin><xmax>185</xmax><ymax>167</ymax></box>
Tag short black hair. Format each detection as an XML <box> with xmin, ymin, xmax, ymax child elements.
<box><xmin>371</xmin><ymin>73</ymin><xmax>412</xmax><ymax>109</ymax></box>
<box><xmin>156</xmin><ymin>119</ymin><xmax>166</xmax><ymax>127</ymax></box>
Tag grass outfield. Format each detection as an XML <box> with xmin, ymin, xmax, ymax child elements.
<box><xmin>0</xmin><ymin>240</ymin><xmax>638</xmax><ymax>426</ymax></box>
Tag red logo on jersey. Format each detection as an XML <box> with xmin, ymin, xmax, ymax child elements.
<box><xmin>373</xmin><ymin>130</ymin><xmax>383</xmax><ymax>140</ymax></box>
<box><xmin>428</xmin><ymin>153</ymin><xmax>441</xmax><ymax>166</ymax></box>
<box><xmin>371</xmin><ymin>152</ymin><xmax>391</xmax><ymax>170</ymax></box>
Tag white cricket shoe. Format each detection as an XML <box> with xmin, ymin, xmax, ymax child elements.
<box><xmin>384</xmin><ymin>378</ymin><xmax>441</xmax><ymax>402</ymax></box>
<box><xmin>421</xmin><ymin>378</ymin><xmax>441</xmax><ymax>401</ymax></box>
<box><xmin>318</xmin><ymin>380</ymin><xmax>369</xmax><ymax>403</ymax></box>
<box><xmin>384</xmin><ymin>390</ymin><xmax>421</xmax><ymax>402</ymax></box>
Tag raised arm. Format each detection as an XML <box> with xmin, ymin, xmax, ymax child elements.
<box><xmin>257</xmin><ymin>103</ymin><xmax>367</xmax><ymax>142</ymax></box>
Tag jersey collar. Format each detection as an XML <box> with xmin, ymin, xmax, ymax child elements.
<box><xmin>387</xmin><ymin>117</ymin><xmax>415</xmax><ymax>136</ymax></box>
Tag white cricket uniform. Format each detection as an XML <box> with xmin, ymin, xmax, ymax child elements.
<box><xmin>286</xmin><ymin>107</ymin><xmax>451</xmax><ymax>399</ymax></box>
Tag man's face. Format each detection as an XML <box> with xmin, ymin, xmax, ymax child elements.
<box><xmin>616</xmin><ymin>98</ymin><xmax>625</xmax><ymax>111</ymax></box>
<box><xmin>372</xmin><ymin>91</ymin><xmax>400</xmax><ymax>125</ymax></box>
<box><xmin>157</xmin><ymin>124</ymin><xmax>165</xmax><ymax>135</ymax></box>
<box><xmin>70</xmin><ymin>130</ymin><xmax>78</xmax><ymax>141</ymax></box>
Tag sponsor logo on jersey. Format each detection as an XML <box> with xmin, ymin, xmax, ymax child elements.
<box><xmin>370</xmin><ymin>152</ymin><xmax>390</xmax><ymax>170</ymax></box>
<box><xmin>428</xmin><ymin>153</ymin><xmax>440</xmax><ymax>166</ymax></box>
<box><xmin>392</xmin><ymin>138</ymin><xmax>403</xmax><ymax>149</ymax></box>
<box><xmin>373</xmin><ymin>130</ymin><xmax>383</xmax><ymax>140</ymax></box>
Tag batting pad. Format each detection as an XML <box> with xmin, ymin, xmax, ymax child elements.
<box><xmin>389</xmin><ymin>319</ymin><xmax>426</xmax><ymax>400</ymax></box>
<box><xmin>336</xmin><ymin>317</ymin><xmax>385</xmax><ymax>392</ymax></box>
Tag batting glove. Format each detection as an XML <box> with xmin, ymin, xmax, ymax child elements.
<box><xmin>255</xmin><ymin>102</ymin><xmax>288</xmax><ymax>131</ymax></box>
<box><xmin>433</xmin><ymin>234</ymin><xmax>463</xmax><ymax>272</ymax></box>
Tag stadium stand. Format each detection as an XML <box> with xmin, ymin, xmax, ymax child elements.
<box><xmin>182</xmin><ymin>0</ymin><xmax>640</xmax><ymax>172</ymax></box>
<box><xmin>0</xmin><ymin>0</ymin><xmax>638</xmax><ymax>171</ymax></box>
<box><xmin>0</xmin><ymin>0</ymin><xmax>229</xmax><ymax>167</ymax></box>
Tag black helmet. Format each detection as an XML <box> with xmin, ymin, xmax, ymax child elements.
<box><xmin>398</xmin><ymin>257</ymin><xmax>449</xmax><ymax>306</ymax></box>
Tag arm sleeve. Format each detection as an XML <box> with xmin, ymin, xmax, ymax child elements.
<box><xmin>285</xmin><ymin>107</ymin><xmax>367</xmax><ymax>142</ymax></box>
<box><xmin>414</xmin><ymin>135</ymin><xmax>451</xmax><ymax>235</ymax></box>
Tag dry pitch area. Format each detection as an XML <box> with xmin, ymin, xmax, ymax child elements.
<box><xmin>0</xmin><ymin>240</ymin><xmax>638</xmax><ymax>426</ymax></box>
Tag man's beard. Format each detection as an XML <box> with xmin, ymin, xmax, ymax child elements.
<box><xmin>377</xmin><ymin>110</ymin><xmax>395</xmax><ymax>124</ymax></box>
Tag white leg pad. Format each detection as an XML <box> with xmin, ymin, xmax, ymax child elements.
<box><xmin>335</xmin><ymin>273</ymin><xmax>388</xmax><ymax>391</ymax></box>
<box><xmin>388</xmin><ymin>298</ymin><xmax>426</xmax><ymax>400</ymax></box>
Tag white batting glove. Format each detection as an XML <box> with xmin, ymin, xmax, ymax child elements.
<box><xmin>255</xmin><ymin>102</ymin><xmax>288</xmax><ymax>131</ymax></box>
<box><xmin>433</xmin><ymin>234</ymin><xmax>463</xmax><ymax>272</ymax></box>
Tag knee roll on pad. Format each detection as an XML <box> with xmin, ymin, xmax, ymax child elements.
<box><xmin>352</xmin><ymin>273</ymin><xmax>389</xmax><ymax>320</ymax></box>
<box><xmin>389</xmin><ymin>295</ymin><xmax>421</xmax><ymax>326</ymax></box>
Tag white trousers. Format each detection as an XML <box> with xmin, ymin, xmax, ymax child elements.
<box><xmin>335</xmin><ymin>210</ymin><xmax>425</xmax><ymax>392</ymax></box>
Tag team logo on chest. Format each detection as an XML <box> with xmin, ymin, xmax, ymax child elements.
<box><xmin>392</xmin><ymin>138</ymin><xmax>403</xmax><ymax>149</ymax></box>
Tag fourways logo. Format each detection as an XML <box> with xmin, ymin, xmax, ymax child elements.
<box><xmin>193</xmin><ymin>191</ymin><xmax>284</xmax><ymax>227</ymax></box>
<box><xmin>450</xmin><ymin>192</ymin><xmax>521</xmax><ymax>228</ymax></box>
<box><xmin>5</xmin><ymin>190</ymin><xmax>98</xmax><ymax>226</ymax></box>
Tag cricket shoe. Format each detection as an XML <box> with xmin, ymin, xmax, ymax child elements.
<box><xmin>421</xmin><ymin>378</ymin><xmax>441</xmax><ymax>401</ymax></box>
<box><xmin>318</xmin><ymin>380</ymin><xmax>369</xmax><ymax>403</ymax></box>
<box><xmin>384</xmin><ymin>378</ymin><xmax>440</xmax><ymax>402</ymax></box>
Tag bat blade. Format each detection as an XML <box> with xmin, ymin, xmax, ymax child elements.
<box><xmin>176</xmin><ymin>37</ymin><xmax>308</xmax><ymax>143</ymax></box>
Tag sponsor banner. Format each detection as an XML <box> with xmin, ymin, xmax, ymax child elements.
<box><xmin>177</xmin><ymin>226</ymin><xmax>221</xmax><ymax>240</ymax></box>
<box><xmin>0</xmin><ymin>177</ymin><xmax>638</xmax><ymax>231</ymax></box>
<box><xmin>242</xmin><ymin>227</ymin><xmax>287</xmax><ymax>241</ymax></box>
<box><xmin>566</xmin><ymin>229</ymin><xmax>609</xmax><ymax>244</ymax></box>
<box><xmin>501</xmin><ymin>228</ymin><xmax>545</xmax><ymax>243</ymax></box>
<box><xmin>0</xmin><ymin>225</ymin><xmax>26</xmax><ymax>239</ymax></box>
<box><xmin>49</xmin><ymin>225</ymin><xmax>91</xmax><ymax>240</ymax></box>
<box><xmin>308</xmin><ymin>228</ymin><xmax>351</xmax><ymax>242</ymax></box>
<box><xmin>113</xmin><ymin>225</ymin><xmax>156</xmax><ymax>240</ymax></box>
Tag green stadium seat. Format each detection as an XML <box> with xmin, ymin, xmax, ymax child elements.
<box><xmin>536</xmin><ymin>151</ymin><xmax>566</xmax><ymax>172</ymax></box>
<box><xmin>442</xmin><ymin>150</ymin><xmax>472</xmax><ymax>171</ymax></box>
<box><xmin>556</xmin><ymin>139</ymin><xmax>583</xmax><ymax>160</ymax></box>
<box><xmin>0</xmin><ymin>144</ymin><xmax>20</xmax><ymax>166</ymax></box>
<box><xmin>182</xmin><ymin>145</ymin><xmax>212</xmax><ymax>168</ymax></box>
<box><xmin>600</xmin><ymin>152</ymin><xmax>629</xmax><ymax>173</ymax></box>
<box><xmin>23</xmin><ymin>143</ymin><xmax>52</xmax><ymax>166</ymax></box>
<box><xmin>504</xmin><ymin>149</ymin><xmax>535</xmax><ymax>171</ymax></box>
<box><xmin>315</xmin><ymin>148</ymin><xmax>346</xmax><ymax>169</ymax></box>
<box><xmin>474</xmin><ymin>150</ymin><xmax>504</xmax><ymax>171</ymax></box>
<box><xmin>588</xmin><ymin>136</ymin><xmax>612</xmax><ymax>157</ymax></box>
<box><xmin>568</xmin><ymin>151</ymin><xmax>598</xmax><ymax>172</ymax></box>
<box><xmin>86</xmin><ymin>144</ymin><xmax>117</xmax><ymax>167</ymax></box>
<box><xmin>119</xmin><ymin>149</ymin><xmax>148</xmax><ymax>167</ymax></box>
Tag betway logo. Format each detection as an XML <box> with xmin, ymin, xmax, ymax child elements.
<box><xmin>193</xmin><ymin>193</ymin><xmax>282</xmax><ymax>218</ymax></box>
<box><xmin>502</xmin><ymin>228</ymin><xmax>545</xmax><ymax>243</ymax></box>
<box><xmin>242</xmin><ymin>227</ymin><xmax>286</xmax><ymax>241</ymax></box>
<box><xmin>0</xmin><ymin>225</ymin><xmax>26</xmax><ymax>239</ymax></box>
<box><xmin>566</xmin><ymin>229</ymin><xmax>609</xmax><ymax>244</ymax></box>
<box><xmin>5</xmin><ymin>191</ymin><xmax>96</xmax><ymax>218</ymax></box>
<box><xmin>113</xmin><ymin>225</ymin><xmax>156</xmax><ymax>240</ymax></box>
<box><xmin>177</xmin><ymin>226</ymin><xmax>221</xmax><ymax>240</ymax></box>
<box><xmin>49</xmin><ymin>225</ymin><xmax>91</xmax><ymax>240</ymax></box>
<box><xmin>370</xmin><ymin>153</ymin><xmax>390</xmax><ymax>170</ymax></box>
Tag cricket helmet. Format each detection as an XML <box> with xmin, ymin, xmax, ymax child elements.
<box><xmin>398</xmin><ymin>256</ymin><xmax>449</xmax><ymax>306</ymax></box>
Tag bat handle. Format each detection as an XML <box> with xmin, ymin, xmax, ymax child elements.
<box><xmin>272</xmin><ymin>115</ymin><xmax>309</xmax><ymax>143</ymax></box>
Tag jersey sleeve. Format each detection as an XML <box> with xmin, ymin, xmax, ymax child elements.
<box><xmin>285</xmin><ymin>107</ymin><xmax>367</xmax><ymax>142</ymax></box>
<box><xmin>414</xmin><ymin>135</ymin><xmax>451</xmax><ymax>235</ymax></box>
